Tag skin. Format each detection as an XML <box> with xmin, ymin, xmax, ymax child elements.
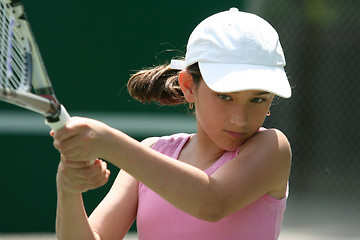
<box><xmin>52</xmin><ymin>70</ymin><xmax>292</xmax><ymax>240</ymax></box>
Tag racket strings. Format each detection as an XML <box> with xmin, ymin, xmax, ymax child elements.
<box><xmin>0</xmin><ymin>2</ymin><xmax>30</xmax><ymax>92</ymax></box>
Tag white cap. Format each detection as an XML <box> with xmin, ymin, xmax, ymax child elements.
<box><xmin>170</xmin><ymin>8</ymin><xmax>291</xmax><ymax>98</ymax></box>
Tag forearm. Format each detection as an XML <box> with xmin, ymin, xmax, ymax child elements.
<box><xmin>107</xmin><ymin>131</ymin><xmax>220</xmax><ymax>220</ymax></box>
<box><xmin>56</xmin><ymin>190</ymin><xmax>100</xmax><ymax>240</ymax></box>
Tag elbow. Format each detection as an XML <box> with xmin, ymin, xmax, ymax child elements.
<box><xmin>202</xmin><ymin>214</ymin><xmax>224</xmax><ymax>223</ymax></box>
<box><xmin>191</xmin><ymin>184</ymin><xmax>232</xmax><ymax>222</ymax></box>
<box><xmin>194</xmin><ymin>202</ymin><xmax>228</xmax><ymax>222</ymax></box>
<box><xmin>197</xmin><ymin>210</ymin><xmax>226</xmax><ymax>223</ymax></box>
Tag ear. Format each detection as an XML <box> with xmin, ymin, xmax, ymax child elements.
<box><xmin>179</xmin><ymin>71</ymin><xmax>195</xmax><ymax>103</ymax></box>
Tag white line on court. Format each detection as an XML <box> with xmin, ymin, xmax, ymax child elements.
<box><xmin>0</xmin><ymin>111</ymin><xmax>197</xmax><ymax>135</ymax></box>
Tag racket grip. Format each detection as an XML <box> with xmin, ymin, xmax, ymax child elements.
<box><xmin>45</xmin><ymin>105</ymin><xmax>70</xmax><ymax>131</ymax></box>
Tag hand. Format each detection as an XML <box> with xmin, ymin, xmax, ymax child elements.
<box><xmin>57</xmin><ymin>157</ymin><xmax>111</xmax><ymax>194</ymax></box>
<box><xmin>51</xmin><ymin>117</ymin><xmax>114</xmax><ymax>163</ymax></box>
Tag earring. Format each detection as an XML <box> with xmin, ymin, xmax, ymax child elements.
<box><xmin>189</xmin><ymin>102</ymin><xmax>194</xmax><ymax>109</ymax></box>
<box><xmin>266</xmin><ymin>111</ymin><xmax>271</xmax><ymax>116</ymax></box>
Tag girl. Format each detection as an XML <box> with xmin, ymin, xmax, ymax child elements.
<box><xmin>53</xmin><ymin>8</ymin><xmax>292</xmax><ymax>240</ymax></box>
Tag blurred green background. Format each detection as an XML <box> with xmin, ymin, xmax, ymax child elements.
<box><xmin>1</xmin><ymin>0</ymin><xmax>359</xmax><ymax>236</ymax></box>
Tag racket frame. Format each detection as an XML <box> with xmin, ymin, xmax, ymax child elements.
<box><xmin>0</xmin><ymin>0</ymin><xmax>69</xmax><ymax>130</ymax></box>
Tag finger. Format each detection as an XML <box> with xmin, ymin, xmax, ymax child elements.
<box><xmin>59</xmin><ymin>157</ymin><xmax>94</xmax><ymax>176</ymax></box>
<box><xmin>57</xmin><ymin>161</ymin><xmax>110</xmax><ymax>193</ymax></box>
<box><xmin>62</xmin><ymin>159</ymin><xmax>97</xmax><ymax>169</ymax></box>
<box><xmin>53</xmin><ymin>133</ymin><xmax>83</xmax><ymax>154</ymax></box>
<box><xmin>55</xmin><ymin>138</ymin><xmax>98</xmax><ymax>162</ymax></box>
<box><xmin>59</xmin><ymin>166</ymin><xmax>93</xmax><ymax>187</ymax></box>
<box><xmin>54</xmin><ymin>129</ymin><xmax>98</xmax><ymax>161</ymax></box>
<box><xmin>57</xmin><ymin>161</ymin><xmax>92</xmax><ymax>193</ymax></box>
<box><xmin>83</xmin><ymin>167</ymin><xmax>111</xmax><ymax>191</ymax></box>
<box><xmin>52</xmin><ymin>117</ymin><xmax>86</xmax><ymax>142</ymax></box>
<box><xmin>82</xmin><ymin>160</ymin><xmax>109</xmax><ymax>184</ymax></box>
<box><xmin>60</xmin><ymin>146</ymin><xmax>94</xmax><ymax>162</ymax></box>
<box><xmin>69</xmin><ymin>160</ymin><xmax>106</xmax><ymax>182</ymax></box>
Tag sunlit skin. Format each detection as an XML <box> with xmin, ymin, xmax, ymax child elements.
<box><xmin>196</xmin><ymin>84</ymin><xmax>273</xmax><ymax>151</ymax></box>
<box><xmin>178</xmin><ymin>71</ymin><xmax>274</xmax><ymax>170</ymax></box>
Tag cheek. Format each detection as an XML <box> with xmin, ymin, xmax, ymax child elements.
<box><xmin>196</xmin><ymin>105</ymin><xmax>217</xmax><ymax>126</ymax></box>
<box><xmin>250</xmin><ymin>106</ymin><xmax>270</xmax><ymax>125</ymax></box>
<box><xmin>196</xmin><ymin>95</ymin><xmax>224</xmax><ymax>119</ymax></box>
<box><xmin>195</xmin><ymin>101</ymin><xmax>224</xmax><ymax>132</ymax></box>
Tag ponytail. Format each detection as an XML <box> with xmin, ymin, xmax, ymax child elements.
<box><xmin>127</xmin><ymin>62</ymin><xmax>202</xmax><ymax>105</ymax></box>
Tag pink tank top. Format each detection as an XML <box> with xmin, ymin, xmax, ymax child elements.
<box><xmin>137</xmin><ymin>133</ymin><xmax>287</xmax><ymax>240</ymax></box>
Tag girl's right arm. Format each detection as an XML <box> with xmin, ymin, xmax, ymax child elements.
<box><xmin>88</xmin><ymin>170</ymin><xmax>139</xmax><ymax>240</ymax></box>
<box><xmin>88</xmin><ymin>137</ymin><xmax>159</xmax><ymax>239</ymax></box>
<box><xmin>56</xmin><ymin>161</ymin><xmax>138</xmax><ymax>240</ymax></box>
<box><xmin>55</xmin><ymin>137</ymin><xmax>157</xmax><ymax>240</ymax></box>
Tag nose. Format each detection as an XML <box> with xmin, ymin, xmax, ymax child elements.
<box><xmin>229</xmin><ymin>106</ymin><xmax>248</xmax><ymax>128</ymax></box>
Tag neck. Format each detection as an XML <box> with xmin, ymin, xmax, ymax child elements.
<box><xmin>178</xmin><ymin>133</ymin><xmax>226</xmax><ymax>171</ymax></box>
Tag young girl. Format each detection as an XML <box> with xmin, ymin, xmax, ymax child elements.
<box><xmin>53</xmin><ymin>8</ymin><xmax>292</xmax><ymax>240</ymax></box>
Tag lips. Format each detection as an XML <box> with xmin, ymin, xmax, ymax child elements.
<box><xmin>225</xmin><ymin>130</ymin><xmax>246</xmax><ymax>138</ymax></box>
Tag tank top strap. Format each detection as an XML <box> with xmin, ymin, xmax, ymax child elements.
<box><xmin>204</xmin><ymin>127</ymin><xmax>267</xmax><ymax>175</ymax></box>
<box><xmin>204</xmin><ymin>149</ymin><xmax>238</xmax><ymax>175</ymax></box>
<box><xmin>151</xmin><ymin>133</ymin><xmax>192</xmax><ymax>159</ymax></box>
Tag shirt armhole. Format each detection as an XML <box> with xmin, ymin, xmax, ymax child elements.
<box><xmin>141</xmin><ymin>137</ymin><xmax>160</xmax><ymax>148</ymax></box>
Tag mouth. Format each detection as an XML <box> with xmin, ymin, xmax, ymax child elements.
<box><xmin>225</xmin><ymin>130</ymin><xmax>246</xmax><ymax>138</ymax></box>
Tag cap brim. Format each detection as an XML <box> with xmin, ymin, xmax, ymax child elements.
<box><xmin>199</xmin><ymin>62</ymin><xmax>292</xmax><ymax>98</ymax></box>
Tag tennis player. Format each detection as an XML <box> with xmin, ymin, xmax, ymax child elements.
<box><xmin>53</xmin><ymin>8</ymin><xmax>292</xmax><ymax>240</ymax></box>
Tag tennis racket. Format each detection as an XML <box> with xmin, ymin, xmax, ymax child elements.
<box><xmin>0</xmin><ymin>0</ymin><xmax>69</xmax><ymax>131</ymax></box>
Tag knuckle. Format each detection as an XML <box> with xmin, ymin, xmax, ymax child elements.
<box><xmin>53</xmin><ymin>140</ymin><xmax>61</xmax><ymax>150</ymax></box>
<box><xmin>85</xmin><ymin>129</ymin><xmax>96</xmax><ymax>140</ymax></box>
<box><xmin>58</xmin><ymin>164</ymin><xmax>68</xmax><ymax>176</ymax></box>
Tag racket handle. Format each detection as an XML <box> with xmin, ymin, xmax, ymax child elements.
<box><xmin>45</xmin><ymin>105</ymin><xmax>70</xmax><ymax>131</ymax></box>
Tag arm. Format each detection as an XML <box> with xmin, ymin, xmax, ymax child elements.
<box><xmin>54</xmin><ymin>118</ymin><xmax>291</xmax><ymax>222</ymax></box>
<box><xmin>56</xmin><ymin>159</ymin><xmax>108</xmax><ymax>240</ymax></box>
<box><xmin>55</xmin><ymin>135</ymin><xmax>156</xmax><ymax>240</ymax></box>
<box><xmin>88</xmin><ymin>170</ymin><xmax>138</xmax><ymax>240</ymax></box>
<box><xmin>107</xmin><ymin>128</ymin><xmax>291</xmax><ymax>221</ymax></box>
<box><xmin>88</xmin><ymin>137</ymin><xmax>158</xmax><ymax>240</ymax></box>
<box><xmin>56</xmin><ymin>193</ymin><xmax>100</xmax><ymax>240</ymax></box>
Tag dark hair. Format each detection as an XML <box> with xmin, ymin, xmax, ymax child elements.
<box><xmin>127</xmin><ymin>62</ymin><xmax>202</xmax><ymax>105</ymax></box>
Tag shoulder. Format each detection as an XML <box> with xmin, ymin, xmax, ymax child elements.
<box><xmin>236</xmin><ymin>128</ymin><xmax>291</xmax><ymax>198</ymax></box>
<box><xmin>242</xmin><ymin>128</ymin><xmax>291</xmax><ymax>154</ymax></box>
<box><xmin>255</xmin><ymin>128</ymin><xmax>291</xmax><ymax>156</ymax></box>
<box><xmin>258</xmin><ymin>127</ymin><xmax>290</xmax><ymax>144</ymax></box>
<box><xmin>237</xmin><ymin>128</ymin><xmax>292</xmax><ymax>183</ymax></box>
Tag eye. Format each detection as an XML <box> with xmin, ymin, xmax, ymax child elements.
<box><xmin>217</xmin><ymin>94</ymin><xmax>232</xmax><ymax>101</ymax></box>
<box><xmin>251</xmin><ymin>97</ymin><xmax>266</xmax><ymax>103</ymax></box>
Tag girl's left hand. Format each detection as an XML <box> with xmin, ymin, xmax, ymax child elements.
<box><xmin>51</xmin><ymin>117</ymin><xmax>114</xmax><ymax>163</ymax></box>
<box><xmin>57</xmin><ymin>157</ymin><xmax>111</xmax><ymax>194</ymax></box>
